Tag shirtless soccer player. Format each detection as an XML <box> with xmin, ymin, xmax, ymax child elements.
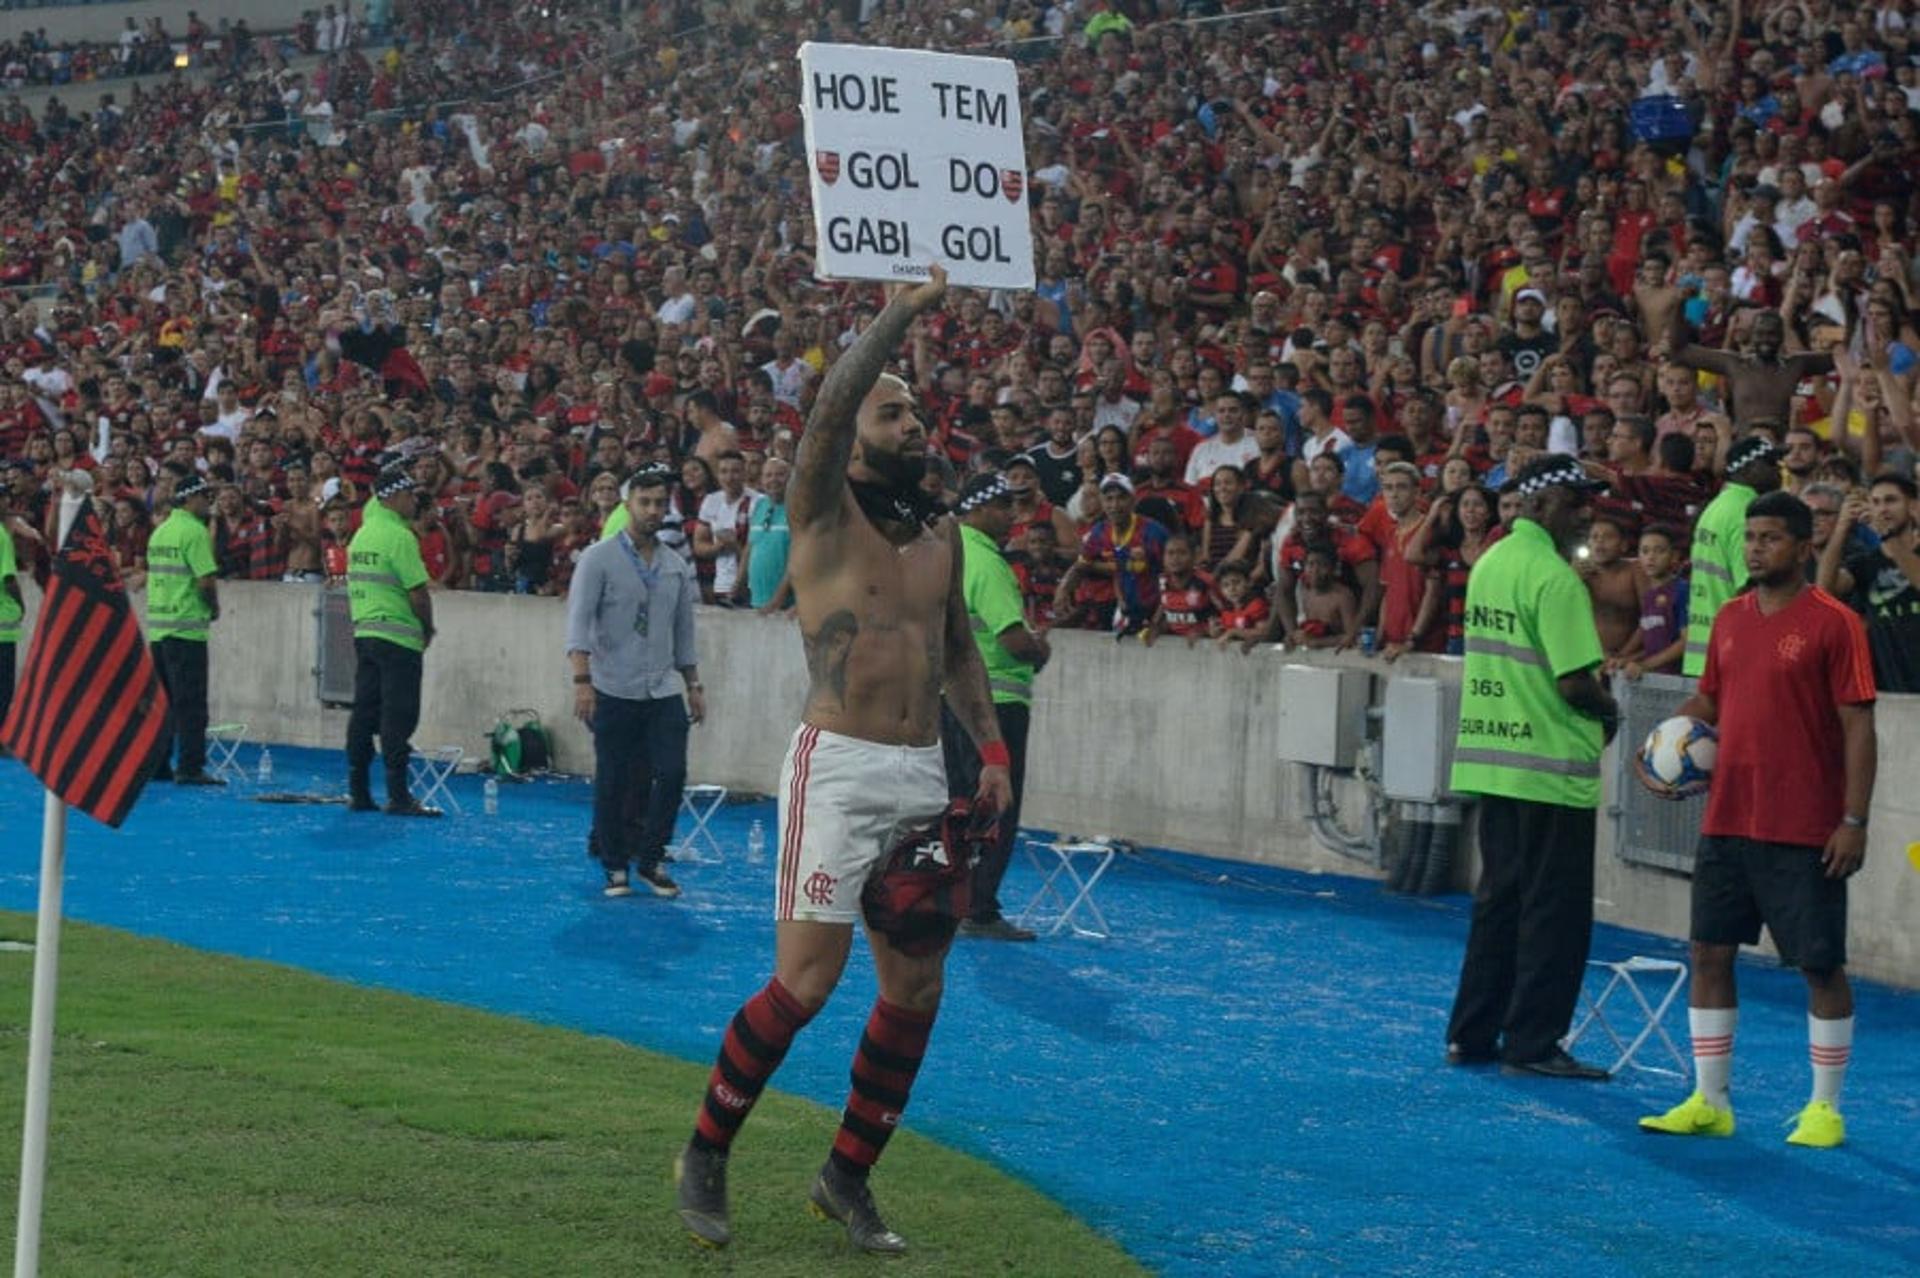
<box><xmin>674</xmin><ymin>265</ymin><xmax>1013</xmax><ymax>1254</ymax></box>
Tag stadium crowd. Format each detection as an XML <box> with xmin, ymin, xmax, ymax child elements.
<box><xmin>1</xmin><ymin>0</ymin><xmax>1917</xmax><ymax>694</ymax></box>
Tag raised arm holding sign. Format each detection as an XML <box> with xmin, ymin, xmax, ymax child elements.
<box><xmin>799</xmin><ymin>43</ymin><xmax>1034</xmax><ymax>291</ymax></box>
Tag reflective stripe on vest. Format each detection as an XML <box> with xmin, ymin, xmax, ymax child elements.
<box><xmin>1463</xmin><ymin>636</ymin><xmax>1545</xmax><ymax>667</ymax></box>
<box><xmin>1452</xmin><ymin>747</ymin><xmax>1601</xmax><ymax>779</ymax></box>
<box><xmin>355</xmin><ymin>617</ymin><xmax>423</xmax><ymax>640</ymax></box>
<box><xmin>349</xmin><ymin>570</ymin><xmax>405</xmax><ymax>587</ymax></box>
<box><xmin>1692</xmin><ymin>558</ymin><xmax>1733</xmax><ymax>583</ymax></box>
<box><xmin>147</xmin><ymin>563</ymin><xmax>193</xmax><ymax>577</ymax></box>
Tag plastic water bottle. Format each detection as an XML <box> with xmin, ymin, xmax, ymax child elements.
<box><xmin>483</xmin><ymin>776</ymin><xmax>500</xmax><ymax>816</ymax></box>
<box><xmin>747</xmin><ymin>819</ymin><xmax>766</xmax><ymax>864</ymax></box>
<box><xmin>256</xmin><ymin>747</ymin><xmax>273</xmax><ymax>785</ymax></box>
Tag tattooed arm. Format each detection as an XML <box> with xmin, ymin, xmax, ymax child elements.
<box><xmin>941</xmin><ymin>522</ymin><xmax>1015</xmax><ymax>812</ymax></box>
<box><xmin>787</xmin><ymin>265</ymin><xmax>948</xmax><ymax>532</ymax></box>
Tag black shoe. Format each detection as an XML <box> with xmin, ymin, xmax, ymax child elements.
<box><xmin>809</xmin><ymin>1162</ymin><xmax>907</xmax><ymax>1256</ymax></box>
<box><xmin>675</xmin><ymin>1142</ymin><xmax>731</xmax><ymax>1248</ymax></box>
<box><xmin>348</xmin><ymin>793</ymin><xmax>378</xmax><ymax>812</ymax></box>
<box><xmin>1445</xmin><ymin>1043</ymin><xmax>1500</xmax><ymax>1067</ymax></box>
<box><xmin>1501</xmin><ymin>1049</ymin><xmax>1609</xmax><ymax>1081</ymax></box>
<box><xmin>602</xmin><ymin>868</ymin><xmax>634</xmax><ymax>898</ymax></box>
<box><xmin>958</xmin><ymin>917</ymin><xmax>1037</xmax><ymax>942</ymax></box>
<box><xmin>634</xmin><ymin>864</ymin><xmax>681</xmax><ymax>898</ymax></box>
<box><xmin>174</xmin><ymin>770</ymin><xmax>226</xmax><ymax>787</ymax></box>
<box><xmin>383</xmin><ymin>797</ymin><xmax>444</xmax><ymax>818</ymax></box>
<box><xmin>152</xmin><ymin>766</ymin><xmax>175</xmax><ymax>782</ymax></box>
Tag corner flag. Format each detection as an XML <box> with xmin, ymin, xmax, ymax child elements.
<box><xmin>0</xmin><ymin>496</ymin><xmax>168</xmax><ymax>826</ymax></box>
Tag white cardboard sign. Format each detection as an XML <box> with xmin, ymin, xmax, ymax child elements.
<box><xmin>798</xmin><ymin>42</ymin><xmax>1034</xmax><ymax>291</ymax></box>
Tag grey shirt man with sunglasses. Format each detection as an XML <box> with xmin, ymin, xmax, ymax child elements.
<box><xmin>566</xmin><ymin>465</ymin><xmax>704</xmax><ymax>898</ymax></box>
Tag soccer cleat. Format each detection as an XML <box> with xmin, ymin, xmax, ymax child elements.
<box><xmin>173</xmin><ymin>770</ymin><xmax>226</xmax><ymax>787</ymax></box>
<box><xmin>674</xmin><ymin>1143</ymin><xmax>731</xmax><ymax>1248</ymax></box>
<box><xmin>1639</xmin><ymin>1092</ymin><xmax>1736</xmax><ymax>1137</ymax></box>
<box><xmin>602</xmin><ymin>868</ymin><xmax>634</xmax><ymax>898</ymax></box>
<box><xmin>809</xmin><ymin>1163</ymin><xmax>908</xmax><ymax>1256</ymax></box>
<box><xmin>1785</xmin><ymin>1100</ymin><xmax>1845</xmax><ymax>1149</ymax></box>
<box><xmin>383</xmin><ymin>797</ymin><xmax>444</xmax><ymax>818</ymax></box>
<box><xmin>634</xmin><ymin>865</ymin><xmax>682</xmax><ymax>898</ymax></box>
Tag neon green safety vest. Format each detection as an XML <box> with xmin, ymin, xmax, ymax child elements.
<box><xmin>146</xmin><ymin>507</ymin><xmax>217</xmax><ymax>642</ymax></box>
<box><xmin>1448</xmin><ymin>518</ymin><xmax>1607</xmax><ymax>809</ymax></box>
<box><xmin>1683</xmin><ymin>481</ymin><xmax>1754</xmax><ymax>677</ymax></box>
<box><xmin>601</xmin><ymin>503</ymin><xmax>629</xmax><ymax>541</ymax></box>
<box><xmin>959</xmin><ymin>523</ymin><xmax>1036</xmax><ymax>706</ymax></box>
<box><xmin>348</xmin><ymin>500</ymin><xmax>430</xmax><ymax>651</ymax></box>
<box><xmin>0</xmin><ymin>521</ymin><xmax>20</xmax><ymax>644</ymax></box>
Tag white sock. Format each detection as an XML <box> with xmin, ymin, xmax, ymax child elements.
<box><xmin>1809</xmin><ymin>1014</ymin><xmax>1854</xmax><ymax>1107</ymax></box>
<box><xmin>1689</xmin><ymin>1007</ymin><xmax>1736</xmax><ymax>1109</ymax></box>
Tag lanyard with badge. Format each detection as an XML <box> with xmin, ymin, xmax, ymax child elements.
<box><xmin>617</xmin><ymin>530</ymin><xmax>659</xmax><ymax>637</ymax></box>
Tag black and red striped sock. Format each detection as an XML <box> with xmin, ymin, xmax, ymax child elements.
<box><xmin>690</xmin><ymin>977</ymin><xmax>815</xmax><ymax>1154</ymax></box>
<box><xmin>829</xmin><ymin>998</ymin><xmax>936</xmax><ymax>1180</ymax></box>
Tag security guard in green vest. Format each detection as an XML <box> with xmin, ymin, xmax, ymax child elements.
<box><xmin>147</xmin><ymin>474</ymin><xmax>223</xmax><ymax>784</ymax></box>
<box><xmin>1683</xmin><ymin>435</ymin><xmax>1785</xmax><ymax>676</ymax></box>
<box><xmin>0</xmin><ymin>473</ymin><xmax>23</xmax><ymax>735</ymax></box>
<box><xmin>347</xmin><ymin>463</ymin><xmax>439</xmax><ymax>816</ymax></box>
<box><xmin>1446</xmin><ymin>455</ymin><xmax>1620</xmax><ymax>1080</ymax></box>
<box><xmin>940</xmin><ymin>473</ymin><xmax>1051</xmax><ymax>941</ymax></box>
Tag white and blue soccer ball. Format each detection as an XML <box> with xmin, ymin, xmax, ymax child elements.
<box><xmin>1640</xmin><ymin>715</ymin><xmax>1717</xmax><ymax>792</ymax></box>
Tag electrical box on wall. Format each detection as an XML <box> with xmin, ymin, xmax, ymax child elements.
<box><xmin>1273</xmin><ymin>665</ymin><xmax>1373</xmax><ymax>768</ymax></box>
<box><xmin>1381</xmin><ymin>677</ymin><xmax>1463</xmax><ymax>801</ymax></box>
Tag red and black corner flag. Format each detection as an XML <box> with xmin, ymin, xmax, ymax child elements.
<box><xmin>0</xmin><ymin>498</ymin><xmax>169</xmax><ymax>827</ymax></box>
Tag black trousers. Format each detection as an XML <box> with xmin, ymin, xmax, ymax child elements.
<box><xmin>346</xmin><ymin>638</ymin><xmax>423</xmax><ymax>801</ymax></box>
<box><xmin>941</xmin><ymin>699</ymin><xmax>1031</xmax><ymax>922</ymax></box>
<box><xmin>591</xmin><ymin>692</ymin><xmax>689</xmax><ymax>873</ymax></box>
<box><xmin>152</xmin><ymin>637</ymin><xmax>210</xmax><ymax>774</ymax></box>
<box><xmin>0</xmin><ymin>641</ymin><xmax>14</xmax><ymax>737</ymax></box>
<box><xmin>1447</xmin><ymin>795</ymin><xmax>1597</xmax><ymax>1064</ymax></box>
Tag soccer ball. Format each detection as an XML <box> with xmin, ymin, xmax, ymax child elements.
<box><xmin>1639</xmin><ymin>716</ymin><xmax>1717</xmax><ymax>793</ymax></box>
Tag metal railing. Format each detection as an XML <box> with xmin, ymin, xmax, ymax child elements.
<box><xmin>1609</xmin><ymin>672</ymin><xmax>1706</xmax><ymax>875</ymax></box>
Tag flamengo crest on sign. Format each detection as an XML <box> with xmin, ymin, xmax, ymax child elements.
<box><xmin>798</xmin><ymin>42</ymin><xmax>1035</xmax><ymax>291</ymax></box>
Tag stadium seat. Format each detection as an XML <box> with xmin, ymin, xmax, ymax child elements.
<box><xmin>1014</xmin><ymin>839</ymin><xmax>1117</xmax><ymax>939</ymax></box>
<box><xmin>1565</xmin><ymin>956</ymin><xmax>1690</xmax><ymax>1078</ymax></box>
<box><xmin>205</xmin><ymin>723</ymin><xmax>251</xmax><ymax>785</ymax></box>
<box><xmin>407</xmin><ymin>746</ymin><xmax>465</xmax><ymax>815</ymax></box>
<box><xmin>673</xmin><ymin>784</ymin><xmax>728</xmax><ymax>864</ymax></box>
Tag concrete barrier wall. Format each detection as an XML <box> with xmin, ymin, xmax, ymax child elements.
<box><xmin>14</xmin><ymin>580</ymin><xmax>1920</xmax><ymax>988</ymax></box>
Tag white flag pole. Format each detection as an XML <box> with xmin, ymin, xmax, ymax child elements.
<box><xmin>12</xmin><ymin>797</ymin><xmax>66</xmax><ymax>1278</ymax></box>
<box><xmin>13</xmin><ymin>477</ymin><xmax>90</xmax><ymax>1278</ymax></box>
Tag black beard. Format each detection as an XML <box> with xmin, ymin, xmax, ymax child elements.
<box><xmin>849</xmin><ymin>456</ymin><xmax>939</xmax><ymax>531</ymax></box>
<box><xmin>861</xmin><ymin>446</ymin><xmax>927</xmax><ymax>491</ymax></box>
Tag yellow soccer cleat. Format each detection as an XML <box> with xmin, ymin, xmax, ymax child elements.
<box><xmin>1785</xmin><ymin>1100</ymin><xmax>1846</xmax><ymax>1149</ymax></box>
<box><xmin>1639</xmin><ymin>1092</ymin><xmax>1736</xmax><ymax>1137</ymax></box>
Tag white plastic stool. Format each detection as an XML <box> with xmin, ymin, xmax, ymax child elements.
<box><xmin>205</xmin><ymin>723</ymin><xmax>250</xmax><ymax>784</ymax></box>
<box><xmin>1014</xmin><ymin>839</ymin><xmax>1117</xmax><ymax>939</ymax></box>
<box><xmin>408</xmin><ymin>746</ymin><xmax>465</xmax><ymax>815</ymax></box>
<box><xmin>673</xmin><ymin>784</ymin><xmax>728</xmax><ymax>864</ymax></box>
<box><xmin>1565</xmin><ymin>956</ymin><xmax>1690</xmax><ymax>1078</ymax></box>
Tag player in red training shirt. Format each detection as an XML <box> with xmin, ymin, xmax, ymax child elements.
<box><xmin>1636</xmin><ymin>491</ymin><xmax>1877</xmax><ymax>1150</ymax></box>
<box><xmin>1143</xmin><ymin>532</ymin><xmax>1216</xmax><ymax>646</ymax></box>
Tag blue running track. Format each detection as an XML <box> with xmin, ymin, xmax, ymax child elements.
<box><xmin>4</xmin><ymin>747</ymin><xmax>1917</xmax><ymax>1277</ymax></box>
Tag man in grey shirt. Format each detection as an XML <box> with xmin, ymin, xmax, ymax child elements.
<box><xmin>566</xmin><ymin>465</ymin><xmax>705</xmax><ymax>898</ymax></box>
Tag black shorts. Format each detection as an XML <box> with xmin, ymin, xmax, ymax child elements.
<box><xmin>1691</xmin><ymin>835</ymin><xmax>1848</xmax><ymax>970</ymax></box>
